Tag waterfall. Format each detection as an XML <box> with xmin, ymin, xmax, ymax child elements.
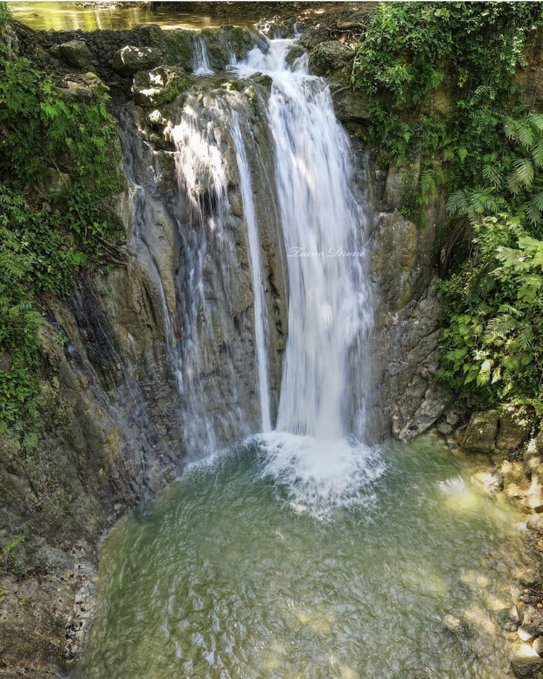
<box><xmin>191</xmin><ymin>36</ymin><xmax>214</xmax><ymax>75</ymax></box>
<box><xmin>170</xmin><ymin>101</ymin><xmax>247</xmax><ymax>456</ymax></box>
<box><xmin>234</xmin><ymin>39</ymin><xmax>383</xmax><ymax>513</ymax></box>
<box><xmin>231</xmin><ymin>112</ymin><xmax>272</xmax><ymax>432</ymax></box>
<box><xmin>168</xmin><ymin>92</ymin><xmax>278</xmax><ymax>456</ymax></box>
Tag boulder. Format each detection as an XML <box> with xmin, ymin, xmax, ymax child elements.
<box><xmin>511</xmin><ymin>655</ymin><xmax>543</xmax><ymax>678</ymax></box>
<box><xmin>51</xmin><ymin>40</ymin><xmax>93</xmax><ymax>69</ymax></box>
<box><xmin>308</xmin><ymin>40</ymin><xmax>354</xmax><ymax>77</ymax></box>
<box><xmin>461</xmin><ymin>410</ymin><xmax>499</xmax><ymax>453</ymax></box>
<box><xmin>286</xmin><ymin>45</ymin><xmax>305</xmax><ymax>68</ymax></box>
<box><xmin>60</xmin><ymin>72</ymin><xmax>107</xmax><ymax>100</ymax></box>
<box><xmin>112</xmin><ymin>45</ymin><xmax>161</xmax><ymax>75</ymax></box>
<box><xmin>132</xmin><ymin>66</ymin><xmax>191</xmax><ymax>107</ymax></box>
<box><xmin>497</xmin><ymin>407</ymin><xmax>530</xmax><ymax>451</ymax></box>
<box><xmin>332</xmin><ymin>87</ymin><xmax>371</xmax><ymax>122</ymax></box>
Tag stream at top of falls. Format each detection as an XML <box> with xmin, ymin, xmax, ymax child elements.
<box><xmin>74</xmin><ymin>37</ymin><xmax>528</xmax><ymax>679</ymax></box>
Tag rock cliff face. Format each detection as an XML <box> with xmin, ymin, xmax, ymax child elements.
<box><xmin>367</xmin><ymin>167</ymin><xmax>453</xmax><ymax>443</ymax></box>
<box><xmin>1</xmin><ymin>12</ymin><xmax>448</xmax><ymax>676</ymax></box>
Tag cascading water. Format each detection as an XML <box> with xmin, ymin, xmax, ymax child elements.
<box><xmin>168</xmin><ymin>90</ymin><xmax>279</xmax><ymax>455</ymax></box>
<box><xmin>231</xmin><ymin>112</ymin><xmax>272</xmax><ymax>432</ymax></box>
<box><xmin>75</xmin><ymin>33</ymin><xmax>531</xmax><ymax>679</ymax></box>
<box><xmin>191</xmin><ymin>35</ymin><xmax>214</xmax><ymax>75</ymax></box>
<box><xmin>170</xmin><ymin>100</ymin><xmax>249</xmax><ymax>456</ymax></box>
<box><xmin>234</xmin><ymin>39</ymin><xmax>384</xmax><ymax>514</ymax></box>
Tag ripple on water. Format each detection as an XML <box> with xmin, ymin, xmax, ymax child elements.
<box><xmin>73</xmin><ymin>435</ymin><xmax>529</xmax><ymax>679</ymax></box>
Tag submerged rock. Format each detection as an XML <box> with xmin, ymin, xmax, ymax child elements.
<box><xmin>442</xmin><ymin>613</ymin><xmax>473</xmax><ymax>639</ymax></box>
<box><xmin>497</xmin><ymin>605</ymin><xmax>522</xmax><ymax>632</ymax></box>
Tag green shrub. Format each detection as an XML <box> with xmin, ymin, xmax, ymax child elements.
<box><xmin>353</xmin><ymin>3</ymin><xmax>543</xmax><ymax>414</ymax></box>
<box><xmin>0</xmin><ymin>26</ymin><xmax>122</xmax><ymax>440</ymax></box>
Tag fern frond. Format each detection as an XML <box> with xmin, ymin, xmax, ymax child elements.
<box><xmin>508</xmin><ymin>157</ymin><xmax>534</xmax><ymax>193</ymax></box>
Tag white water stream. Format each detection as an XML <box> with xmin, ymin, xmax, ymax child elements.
<box><xmin>191</xmin><ymin>35</ymin><xmax>214</xmax><ymax>75</ymax></box>
<box><xmin>234</xmin><ymin>39</ymin><xmax>382</xmax><ymax>514</ymax></box>
<box><xmin>231</xmin><ymin>112</ymin><xmax>273</xmax><ymax>432</ymax></box>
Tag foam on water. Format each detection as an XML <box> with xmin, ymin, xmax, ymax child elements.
<box><xmin>255</xmin><ymin>432</ymin><xmax>386</xmax><ymax>518</ymax></box>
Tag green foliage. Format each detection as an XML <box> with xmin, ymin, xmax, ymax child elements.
<box><xmin>353</xmin><ymin>2</ymin><xmax>540</xmax><ymax>167</ymax></box>
<box><xmin>1</xmin><ymin>535</ymin><xmax>27</xmax><ymax>579</ymax></box>
<box><xmin>353</xmin><ymin>3</ymin><xmax>543</xmax><ymax>413</ymax></box>
<box><xmin>0</xmin><ymin>31</ymin><xmax>122</xmax><ymax>438</ymax></box>
<box><xmin>437</xmin><ymin>214</ymin><xmax>543</xmax><ymax>410</ymax></box>
<box><xmin>0</xmin><ymin>3</ymin><xmax>8</xmax><ymax>29</ymax></box>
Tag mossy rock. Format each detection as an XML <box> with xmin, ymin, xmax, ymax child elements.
<box><xmin>132</xmin><ymin>66</ymin><xmax>193</xmax><ymax>107</ymax></box>
<box><xmin>308</xmin><ymin>40</ymin><xmax>354</xmax><ymax>77</ymax></box>
<box><xmin>161</xmin><ymin>30</ymin><xmax>194</xmax><ymax>70</ymax></box>
<box><xmin>286</xmin><ymin>45</ymin><xmax>305</xmax><ymax>68</ymax></box>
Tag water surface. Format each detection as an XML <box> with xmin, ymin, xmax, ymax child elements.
<box><xmin>10</xmin><ymin>1</ymin><xmax>257</xmax><ymax>31</ymax></box>
<box><xmin>75</xmin><ymin>435</ymin><xmax>525</xmax><ymax>679</ymax></box>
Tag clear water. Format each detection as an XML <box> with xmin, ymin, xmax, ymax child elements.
<box><xmin>10</xmin><ymin>1</ymin><xmax>257</xmax><ymax>32</ymax></box>
<box><xmin>75</xmin><ymin>435</ymin><xmax>525</xmax><ymax>679</ymax></box>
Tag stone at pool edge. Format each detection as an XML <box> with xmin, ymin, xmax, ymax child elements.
<box><xmin>511</xmin><ymin>654</ymin><xmax>543</xmax><ymax>678</ymax></box>
<box><xmin>461</xmin><ymin>408</ymin><xmax>530</xmax><ymax>454</ymax></box>
<box><xmin>462</xmin><ymin>410</ymin><xmax>499</xmax><ymax>453</ymax></box>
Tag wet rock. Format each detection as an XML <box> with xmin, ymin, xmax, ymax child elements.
<box><xmin>525</xmin><ymin>487</ymin><xmax>543</xmax><ymax>514</ymax></box>
<box><xmin>534</xmin><ymin>637</ymin><xmax>543</xmax><ymax>657</ymax></box>
<box><xmin>462</xmin><ymin>411</ymin><xmax>499</xmax><ymax>453</ymax></box>
<box><xmin>51</xmin><ymin>40</ymin><xmax>93</xmax><ymax>69</ymax></box>
<box><xmin>525</xmin><ymin>448</ymin><xmax>543</xmax><ymax>473</ymax></box>
<box><xmin>527</xmin><ymin>515</ymin><xmax>543</xmax><ymax>534</ymax></box>
<box><xmin>498</xmin><ymin>407</ymin><xmax>530</xmax><ymax>451</ymax></box>
<box><xmin>497</xmin><ymin>605</ymin><xmax>522</xmax><ymax>632</ymax></box>
<box><xmin>499</xmin><ymin>460</ymin><xmax>531</xmax><ymax>488</ymax></box>
<box><xmin>132</xmin><ymin>66</ymin><xmax>192</xmax><ymax>107</ymax></box>
<box><xmin>522</xmin><ymin>608</ymin><xmax>543</xmax><ymax>637</ymax></box>
<box><xmin>511</xmin><ymin>654</ymin><xmax>543</xmax><ymax>678</ymax></box>
<box><xmin>112</xmin><ymin>45</ymin><xmax>161</xmax><ymax>75</ymax></box>
<box><xmin>437</xmin><ymin>421</ymin><xmax>453</xmax><ymax>435</ymax></box>
<box><xmin>518</xmin><ymin>569</ymin><xmax>543</xmax><ymax>590</ymax></box>
<box><xmin>286</xmin><ymin>45</ymin><xmax>305</xmax><ymax>67</ymax></box>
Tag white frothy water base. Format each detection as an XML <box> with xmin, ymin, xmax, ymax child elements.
<box><xmin>234</xmin><ymin>38</ymin><xmax>382</xmax><ymax>514</ymax></box>
<box><xmin>254</xmin><ymin>433</ymin><xmax>385</xmax><ymax>519</ymax></box>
